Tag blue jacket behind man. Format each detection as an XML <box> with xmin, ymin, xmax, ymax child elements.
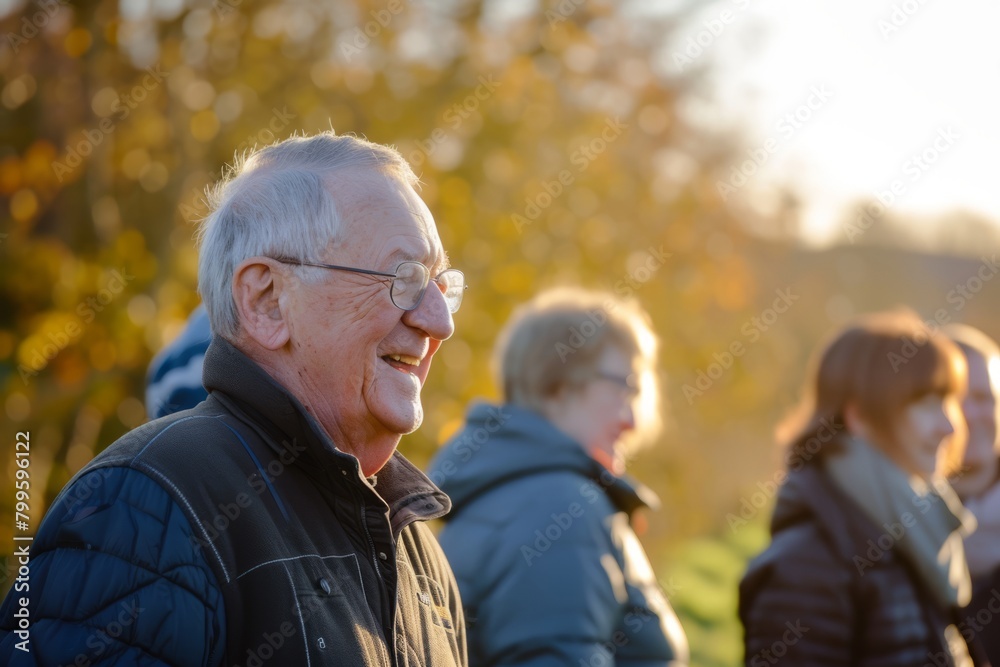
<box><xmin>429</xmin><ymin>402</ymin><xmax>688</xmax><ymax>666</ymax></box>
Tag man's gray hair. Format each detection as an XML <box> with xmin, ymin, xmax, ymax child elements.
<box><xmin>196</xmin><ymin>131</ymin><xmax>417</xmax><ymax>341</ymax></box>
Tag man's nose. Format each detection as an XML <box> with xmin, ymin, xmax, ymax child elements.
<box><xmin>404</xmin><ymin>282</ymin><xmax>455</xmax><ymax>341</ymax></box>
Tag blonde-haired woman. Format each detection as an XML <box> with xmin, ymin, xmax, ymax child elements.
<box><xmin>740</xmin><ymin>309</ymin><xmax>989</xmax><ymax>666</ymax></box>
<box><xmin>429</xmin><ymin>287</ymin><xmax>688</xmax><ymax>666</ymax></box>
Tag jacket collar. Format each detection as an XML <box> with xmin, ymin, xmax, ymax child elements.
<box><xmin>605</xmin><ymin>470</ymin><xmax>660</xmax><ymax>515</ymax></box>
<box><xmin>773</xmin><ymin>460</ymin><xmax>893</xmax><ymax>564</ymax></box>
<box><xmin>202</xmin><ymin>337</ymin><xmax>450</xmax><ymax>529</ymax></box>
<box><xmin>498</xmin><ymin>403</ymin><xmax>661</xmax><ymax>515</ymax></box>
<box><xmin>435</xmin><ymin>402</ymin><xmax>658</xmax><ymax>516</ymax></box>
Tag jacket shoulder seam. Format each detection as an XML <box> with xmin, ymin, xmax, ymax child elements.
<box><xmin>133</xmin><ymin>461</ymin><xmax>231</xmax><ymax>584</ymax></box>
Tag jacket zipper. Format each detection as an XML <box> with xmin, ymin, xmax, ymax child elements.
<box><xmin>361</xmin><ymin>497</ymin><xmax>397</xmax><ymax>667</ymax></box>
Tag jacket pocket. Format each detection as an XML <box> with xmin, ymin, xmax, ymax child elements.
<box><xmin>239</xmin><ymin>553</ymin><xmax>393</xmax><ymax>666</ymax></box>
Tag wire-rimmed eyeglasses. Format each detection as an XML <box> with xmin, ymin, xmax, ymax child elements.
<box><xmin>269</xmin><ymin>257</ymin><xmax>467</xmax><ymax>314</ymax></box>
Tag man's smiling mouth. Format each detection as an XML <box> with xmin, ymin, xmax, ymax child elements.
<box><xmin>382</xmin><ymin>353</ymin><xmax>422</xmax><ymax>373</ymax></box>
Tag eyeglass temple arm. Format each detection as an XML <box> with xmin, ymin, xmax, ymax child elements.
<box><xmin>273</xmin><ymin>257</ymin><xmax>398</xmax><ymax>279</ymax></box>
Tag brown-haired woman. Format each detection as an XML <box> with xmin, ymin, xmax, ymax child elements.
<box><xmin>739</xmin><ymin>308</ymin><xmax>990</xmax><ymax>666</ymax></box>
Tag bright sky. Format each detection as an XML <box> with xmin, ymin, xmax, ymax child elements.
<box><xmin>670</xmin><ymin>0</ymin><xmax>1000</xmax><ymax>246</ymax></box>
<box><xmin>4</xmin><ymin>0</ymin><xmax>997</xmax><ymax>249</ymax></box>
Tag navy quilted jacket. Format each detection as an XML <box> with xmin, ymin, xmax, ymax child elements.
<box><xmin>0</xmin><ymin>466</ymin><xmax>225</xmax><ymax>664</ymax></box>
<box><xmin>0</xmin><ymin>338</ymin><xmax>467</xmax><ymax>665</ymax></box>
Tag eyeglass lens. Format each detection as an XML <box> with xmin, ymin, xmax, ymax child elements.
<box><xmin>390</xmin><ymin>262</ymin><xmax>465</xmax><ymax>313</ymax></box>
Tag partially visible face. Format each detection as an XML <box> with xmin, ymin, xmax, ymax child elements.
<box><xmin>283</xmin><ymin>169</ymin><xmax>455</xmax><ymax>471</ymax></box>
<box><xmin>886</xmin><ymin>392</ymin><xmax>958</xmax><ymax>480</ymax></box>
<box><xmin>545</xmin><ymin>345</ymin><xmax>638</xmax><ymax>472</ymax></box>
<box><xmin>951</xmin><ymin>350</ymin><xmax>1000</xmax><ymax>498</ymax></box>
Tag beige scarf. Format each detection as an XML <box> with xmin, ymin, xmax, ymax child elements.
<box><xmin>825</xmin><ymin>436</ymin><xmax>977</xmax><ymax>610</ymax></box>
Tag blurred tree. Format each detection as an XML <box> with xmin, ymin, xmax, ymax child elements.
<box><xmin>0</xmin><ymin>2</ymin><xmax>773</xmax><ymax>664</ymax></box>
<box><xmin>0</xmin><ymin>0</ymin><xmax>759</xmax><ymax>513</ymax></box>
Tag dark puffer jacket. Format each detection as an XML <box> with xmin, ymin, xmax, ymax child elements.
<box><xmin>0</xmin><ymin>338</ymin><xmax>467</xmax><ymax>666</ymax></box>
<box><xmin>739</xmin><ymin>460</ymin><xmax>989</xmax><ymax>667</ymax></box>
<box><xmin>428</xmin><ymin>403</ymin><xmax>688</xmax><ymax>666</ymax></box>
<box><xmin>965</xmin><ymin>566</ymin><xmax>1000</xmax><ymax>666</ymax></box>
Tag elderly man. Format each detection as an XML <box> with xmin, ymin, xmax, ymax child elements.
<box><xmin>943</xmin><ymin>323</ymin><xmax>1000</xmax><ymax>666</ymax></box>
<box><xmin>0</xmin><ymin>133</ymin><xmax>468</xmax><ymax>665</ymax></box>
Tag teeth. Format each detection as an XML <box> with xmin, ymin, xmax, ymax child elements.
<box><xmin>388</xmin><ymin>354</ymin><xmax>421</xmax><ymax>366</ymax></box>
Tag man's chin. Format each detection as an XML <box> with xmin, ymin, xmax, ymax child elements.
<box><xmin>377</xmin><ymin>403</ymin><xmax>424</xmax><ymax>436</ymax></box>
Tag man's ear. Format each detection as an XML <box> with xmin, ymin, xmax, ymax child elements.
<box><xmin>232</xmin><ymin>257</ymin><xmax>291</xmax><ymax>350</ymax></box>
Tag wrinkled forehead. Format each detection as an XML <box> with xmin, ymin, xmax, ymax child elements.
<box><xmin>327</xmin><ymin>170</ymin><xmax>448</xmax><ymax>270</ymax></box>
